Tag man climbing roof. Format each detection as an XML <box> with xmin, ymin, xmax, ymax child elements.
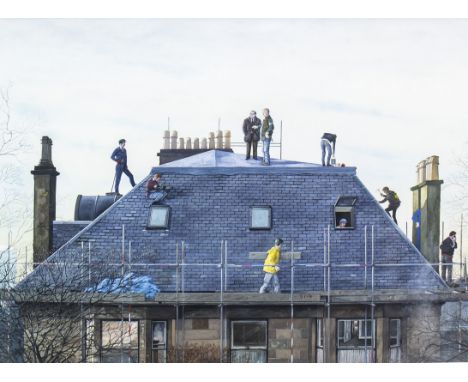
<box><xmin>379</xmin><ymin>186</ymin><xmax>401</xmax><ymax>224</ymax></box>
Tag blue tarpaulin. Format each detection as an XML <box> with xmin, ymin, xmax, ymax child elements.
<box><xmin>85</xmin><ymin>272</ymin><xmax>160</xmax><ymax>299</ymax></box>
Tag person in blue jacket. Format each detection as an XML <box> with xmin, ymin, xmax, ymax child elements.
<box><xmin>110</xmin><ymin>139</ymin><xmax>136</xmax><ymax>195</ymax></box>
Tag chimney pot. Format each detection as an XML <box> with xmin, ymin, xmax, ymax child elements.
<box><xmin>416</xmin><ymin>160</ymin><xmax>427</xmax><ymax>184</ymax></box>
<box><xmin>208</xmin><ymin>132</ymin><xmax>215</xmax><ymax>149</ymax></box>
<box><xmin>178</xmin><ymin>137</ymin><xmax>185</xmax><ymax>150</ymax></box>
<box><xmin>425</xmin><ymin>155</ymin><xmax>440</xmax><ymax>181</ymax></box>
<box><xmin>224</xmin><ymin>130</ymin><xmax>231</xmax><ymax>149</ymax></box>
<box><xmin>170</xmin><ymin>131</ymin><xmax>178</xmax><ymax>149</ymax></box>
<box><xmin>216</xmin><ymin>130</ymin><xmax>223</xmax><ymax>149</ymax></box>
<box><xmin>186</xmin><ymin>137</ymin><xmax>192</xmax><ymax>150</ymax></box>
<box><xmin>163</xmin><ymin>130</ymin><xmax>170</xmax><ymax>149</ymax></box>
<box><xmin>201</xmin><ymin>138</ymin><xmax>208</xmax><ymax>149</ymax></box>
<box><xmin>193</xmin><ymin>138</ymin><xmax>200</xmax><ymax>149</ymax></box>
<box><xmin>40</xmin><ymin>136</ymin><xmax>54</xmax><ymax>166</ymax></box>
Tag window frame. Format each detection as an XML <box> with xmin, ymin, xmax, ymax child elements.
<box><xmin>231</xmin><ymin>320</ymin><xmax>268</xmax><ymax>350</ymax></box>
<box><xmin>151</xmin><ymin>320</ymin><xmax>168</xmax><ymax>363</ymax></box>
<box><xmin>337</xmin><ymin>319</ymin><xmax>375</xmax><ymax>349</ymax></box>
<box><xmin>317</xmin><ymin>318</ymin><xmax>323</xmax><ymax>348</ymax></box>
<box><xmin>334</xmin><ymin>196</ymin><xmax>357</xmax><ymax>230</ymax></box>
<box><xmin>389</xmin><ymin>318</ymin><xmax>401</xmax><ymax>348</ymax></box>
<box><xmin>249</xmin><ymin>206</ymin><xmax>272</xmax><ymax>231</ymax></box>
<box><xmin>100</xmin><ymin>319</ymin><xmax>140</xmax><ymax>363</ymax></box>
<box><xmin>147</xmin><ymin>204</ymin><xmax>171</xmax><ymax>230</ymax></box>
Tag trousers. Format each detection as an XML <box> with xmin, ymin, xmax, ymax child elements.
<box><xmin>259</xmin><ymin>272</ymin><xmax>280</xmax><ymax>293</ymax></box>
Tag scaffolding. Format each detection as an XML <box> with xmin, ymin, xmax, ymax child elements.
<box><xmin>3</xmin><ymin>221</ymin><xmax>468</xmax><ymax>363</ymax></box>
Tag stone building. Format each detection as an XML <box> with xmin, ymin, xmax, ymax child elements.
<box><xmin>18</xmin><ymin>135</ymin><xmax>468</xmax><ymax>363</ymax></box>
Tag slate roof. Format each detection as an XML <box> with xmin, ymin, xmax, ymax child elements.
<box><xmin>22</xmin><ymin>150</ymin><xmax>446</xmax><ymax>294</ymax></box>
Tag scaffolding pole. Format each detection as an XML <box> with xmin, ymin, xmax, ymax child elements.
<box><xmin>220</xmin><ymin>240</ymin><xmax>225</xmax><ymax>362</ymax></box>
<box><xmin>370</xmin><ymin>225</ymin><xmax>376</xmax><ymax>362</ymax></box>
<box><xmin>175</xmin><ymin>242</ymin><xmax>180</xmax><ymax>362</ymax></box>
<box><xmin>460</xmin><ymin>214</ymin><xmax>464</xmax><ymax>280</ymax></box>
<box><xmin>290</xmin><ymin>240</ymin><xmax>295</xmax><ymax>363</ymax></box>
<box><xmin>181</xmin><ymin>241</ymin><xmax>186</xmax><ymax>362</ymax></box>
<box><xmin>364</xmin><ymin>225</ymin><xmax>368</xmax><ymax>289</ymax></box>
<box><xmin>325</xmin><ymin>225</ymin><xmax>331</xmax><ymax>362</ymax></box>
<box><xmin>280</xmin><ymin>120</ymin><xmax>283</xmax><ymax>160</ymax></box>
<box><xmin>120</xmin><ymin>225</ymin><xmax>125</xmax><ymax>363</ymax></box>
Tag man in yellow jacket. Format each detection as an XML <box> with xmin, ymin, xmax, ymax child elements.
<box><xmin>259</xmin><ymin>238</ymin><xmax>283</xmax><ymax>294</ymax></box>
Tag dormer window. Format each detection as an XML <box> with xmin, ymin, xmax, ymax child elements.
<box><xmin>334</xmin><ymin>196</ymin><xmax>357</xmax><ymax>229</ymax></box>
<box><xmin>250</xmin><ymin>206</ymin><xmax>272</xmax><ymax>230</ymax></box>
<box><xmin>148</xmin><ymin>204</ymin><xmax>170</xmax><ymax>229</ymax></box>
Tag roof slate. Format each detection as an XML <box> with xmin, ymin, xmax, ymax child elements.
<box><xmin>22</xmin><ymin>150</ymin><xmax>446</xmax><ymax>294</ymax></box>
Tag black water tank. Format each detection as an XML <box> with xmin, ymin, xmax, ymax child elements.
<box><xmin>74</xmin><ymin>194</ymin><xmax>121</xmax><ymax>221</ymax></box>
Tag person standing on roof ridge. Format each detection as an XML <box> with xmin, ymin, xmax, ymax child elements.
<box><xmin>243</xmin><ymin>110</ymin><xmax>262</xmax><ymax>160</ymax></box>
<box><xmin>110</xmin><ymin>138</ymin><xmax>136</xmax><ymax>195</ymax></box>
<box><xmin>321</xmin><ymin>132</ymin><xmax>337</xmax><ymax>166</ymax></box>
<box><xmin>261</xmin><ymin>108</ymin><xmax>274</xmax><ymax>166</ymax></box>
<box><xmin>259</xmin><ymin>238</ymin><xmax>283</xmax><ymax>293</ymax></box>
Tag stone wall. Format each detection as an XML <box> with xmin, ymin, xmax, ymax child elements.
<box><xmin>268</xmin><ymin>318</ymin><xmax>311</xmax><ymax>362</ymax></box>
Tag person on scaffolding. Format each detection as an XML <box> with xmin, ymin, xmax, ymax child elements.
<box><xmin>440</xmin><ymin>231</ymin><xmax>457</xmax><ymax>285</ymax></box>
<box><xmin>379</xmin><ymin>186</ymin><xmax>401</xmax><ymax>224</ymax></box>
<box><xmin>259</xmin><ymin>238</ymin><xmax>283</xmax><ymax>294</ymax></box>
<box><xmin>320</xmin><ymin>132</ymin><xmax>337</xmax><ymax>166</ymax></box>
<box><xmin>110</xmin><ymin>138</ymin><xmax>136</xmax><ymax>195</ymax></box>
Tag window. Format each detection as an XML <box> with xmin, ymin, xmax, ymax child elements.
<box><xmin>147</xmin><ymin>204</ymin><xmax>170</xmax><ymax>229</ymax></box>
<box><xmin>337</xmin><ymin>319</ymin><xmax>375</xmax><ymax>348</ymax></box>
<box><xmin>334</xmin><ymin>196</ymin><xmax>357</xmax><ymax>229</ymax></box>
<box><xmin>317</xmin><ymin>319</ymin><xmax>323</xmax><ymax>348</ymax></box>
<box><xmin>231</xmin><ymin>321</ymin><xmax>267</xmax><ymax>363</ymax></box>
<box><xmin>390</xmin><ymin>319</ymin><xmax>401</xmax><ymax>347</ymax></box>
<box><xmin>389</xmin><ymin>319</ymin><xmax>402</xmax><ymax>362</ymax></box>
<box><xmin>101</xmin><ymin>320</ymin><xmax>139</xmax><ymax>363</ymax></box>
<box><xmin>250</xmin><ymin>206</ymin><xmax>272</xmax><ymax>230</ymax></box>
<box><xmin>316</xmin><ymin>318</ymin><xmax>324</xmax><ymax>363</ymax></box>
<box><xmin>151</xmin><ymin>321</ymin><xmax>167</xmax><ymax>363</ymax></box>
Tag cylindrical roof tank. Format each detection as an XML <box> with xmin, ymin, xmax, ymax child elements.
<box><xmin>74</xmin><ymin>194</ymin><xmax>121</xmax><ymax>221</ymax></box>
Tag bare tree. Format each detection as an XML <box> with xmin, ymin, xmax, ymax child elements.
<box><xmin>0</xmin><ymin>86</ymin><xmax>32</xmax><ymax>255</ymax></box>
<box><xmin>408</xmin><ymin>301</ymin><xmax>468</xmax><ymax>362</ymax></box>
<box><xmin>0</xmin><ymin>254</ymin><xmax>154</xmax><ymax>363</ymax></box>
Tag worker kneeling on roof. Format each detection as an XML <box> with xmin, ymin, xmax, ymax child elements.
<box><xmin>259</xmin><ymin>238</ymin><xmax>283</xmax><ymax>294</ymax></box>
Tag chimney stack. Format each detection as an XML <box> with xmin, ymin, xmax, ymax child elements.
<box><xmin>157</xmin><ymin>130</ymin><xmax>234</xmax><ymax>165</ymax></box>
<box><xmin>411</xmin><ymin>155</ymin><xmax>443</xmax><ymax>271</ymax></box>
<box><xmin>31</xmin><ymin>136</ymin><xmax>60</xmax><ymax>264</ymax></box>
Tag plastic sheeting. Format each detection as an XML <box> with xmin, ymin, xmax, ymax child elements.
<box><xmin>85</xmin><ymin>272</ymin><xmax>160</xmax><ymax>299</ymax></box>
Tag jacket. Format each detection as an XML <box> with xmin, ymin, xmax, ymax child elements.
<box><xmin>261</xmin><ymin>116</ymin><xmax>274</xmax><ymax>141</ymax></box>
<box><xmin>440</xmin><ymin>237</ymin><xmax>457</xmax><ymax>256</ymax></box>
<box><xmin>379</xmin><ymin>191</ymin><xmax>400</xmax><ymax>207</ymax></box>
<box><xmin>111</xmin><ymin>147</ymin><xmax>127</xmax><ymax>166</ymax></box>
<box><xmin>321</xmin><ymin>132</ymin><xmax>337</xmax><ymax>152</ymax></box>
<box><xmin>263</xmin><ymin>246</ymin><xmax>281</xmax><ymax>274</ymax></box>
<box><xmin>243</xmin><ymin>116</ymin><xmax>262</xmax><ymax>142</ymax></box>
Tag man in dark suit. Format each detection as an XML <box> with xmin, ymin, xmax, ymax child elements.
<box><xmin>110</xmin><ymin>139</ymin><xmax>136</xmax><ymax>195</ymax></box>
<box><xmin>242</xmin><ymin>110</ymin><xmax>262</xmax><ymax>160</ymax></box>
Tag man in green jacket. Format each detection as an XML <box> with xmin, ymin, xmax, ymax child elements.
<box><xmin>261</xmin><ymin>108</ymin><xmax>274</xmax><ymax>166</ymax></box>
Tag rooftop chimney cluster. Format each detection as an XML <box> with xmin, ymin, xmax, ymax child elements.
<box><xmin>416</xmin><ymin>155</ymin><xmax>440</xmax><ymax>184</ymax></box>
<box><xmin>163</xmin><ymin>130</ymin><xmax>232</xmax><ymax>150</ymax></box>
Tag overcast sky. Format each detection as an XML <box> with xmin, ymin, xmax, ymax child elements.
<box><xmin>1</xmin><ymin>19</ymin><xmax>468</xmax><ymax>251</ymax></box>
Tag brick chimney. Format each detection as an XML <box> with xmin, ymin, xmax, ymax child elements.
<box><xmin>157</xmin><ymin>130</ymin><xmax>233</xmax><ymax>165</ymax></box>
<box><xmin>31</xmin><ymin>136</ymin><xmax>59</xmax><ymax>264</ymax></box>
<box><xmin>411</xmin><ymin>155</ymin><xmax>443</xmax><ymax>271</ymax></box>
